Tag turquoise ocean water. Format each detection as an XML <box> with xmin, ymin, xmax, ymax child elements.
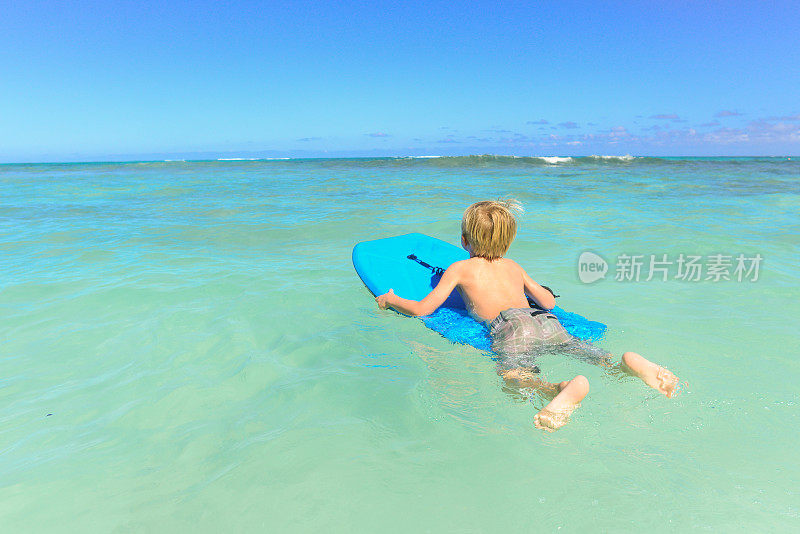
<box><xmin>1</xmin><ymin>156</ymin><xmax>798</xmax><ymax>531</ymax></box>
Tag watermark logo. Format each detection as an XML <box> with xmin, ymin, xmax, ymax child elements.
<box><xmin>578</xmin><ymin>252</ymin><xmax>763</xmax><ymax>283</ymax></box>
<box><xmin>578</xmin><ymin>251</ymin><xmax>608</xmax><ymax>283</ymax></box>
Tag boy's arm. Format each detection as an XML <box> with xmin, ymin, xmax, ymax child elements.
<box><xmin>521</xmin><ymin>267</ymin><xmax>556</xmax><ymax>310</ymax></box>
<box><xmin>376</xmin><ymin>263</ymin><xmax>461</xmax><ymax>316</ymax></box>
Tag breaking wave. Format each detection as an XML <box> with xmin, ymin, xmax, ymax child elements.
<box><xmin>321</xmin><ymin>154</ymin><xmax>658</xmax><ymax>167</ymax></box>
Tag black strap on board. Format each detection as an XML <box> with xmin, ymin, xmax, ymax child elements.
<box><xmin>407</xmin><ymin>254</ymin><xmax>445</xmax><ymax>276</ymax></box>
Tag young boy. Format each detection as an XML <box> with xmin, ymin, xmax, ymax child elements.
<box><xmin>375</xmin><ymin>200</ymin><xmax>678</xmax><ymax>431</ymax></box>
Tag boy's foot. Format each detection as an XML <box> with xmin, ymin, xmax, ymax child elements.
<box><xmin>621</xmin><ymin>352</ymin><xmax>679</xmax><ymax>397</ymax></box>
<box><xmin>533</xmin><ymin>375</ymin><xmax>589</xmax><ymax>432</ymax></box>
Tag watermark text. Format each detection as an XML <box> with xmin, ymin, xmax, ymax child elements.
<box><xmin>578</xmin><ymin>252</ymin><xmax>762</xmax><ymax>283</ymax></box>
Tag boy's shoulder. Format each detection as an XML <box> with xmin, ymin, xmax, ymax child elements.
<box><xmin>499</xmin><ymin>256</ymin><xmax>521</xmax><ymax>267</ymax></box>
<box><xmin>447</xmin><ymin>258</ymin><xmax>472</xmax><ymax>271</ymax></box>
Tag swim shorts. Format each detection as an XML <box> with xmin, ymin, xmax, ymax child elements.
<box><xmin>489</xmin><ymin>307</ymin><xmax>612</xmax><ymax>373</ymax></box>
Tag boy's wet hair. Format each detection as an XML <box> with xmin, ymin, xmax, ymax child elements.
<box><xmin>461</xmin><ymin>199</ymin><xmax>522</xmax><ymax>260</ymax></box>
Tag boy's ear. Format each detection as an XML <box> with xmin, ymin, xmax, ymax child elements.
<box><xmin>461</xmin><ymin>234</ymin><xmax>472</xmax><ymax>253</ymax></box>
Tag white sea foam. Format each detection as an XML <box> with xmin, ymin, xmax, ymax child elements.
<box><xmin>536</xmin><ymin>156</ymin><xmax>573</xmax><ymax>164</ymax></box>
<box><xmin>586</xmin><ymin>154</ymin><xmax>636</xmax><ymax>162</ymax></box>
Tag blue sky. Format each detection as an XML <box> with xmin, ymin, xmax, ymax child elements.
<box><xmin>2</xmin><ymin>0</ymin><xmax>799</xmax><ymax>162</ymax></box>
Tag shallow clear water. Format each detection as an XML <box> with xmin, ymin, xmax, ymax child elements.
<box><xmin>1</xmin><ymin>156</ymin><xmax>798</xmax><ymax>531</ymax></box>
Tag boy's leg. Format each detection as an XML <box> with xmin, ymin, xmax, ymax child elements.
<box><xmin>500</xmin><ymin>367</ymin><xmax>564</xmax><ymax>394</ymax></box>
<box><xmin>559</xmin><ymin>339</ymin><xmax>679</xmax><ymax>397</ymax></box>
<box><xmin>500</xmin><ymin>368</ymin><xmax>589</xmax><ymax>432</ymax></box>
<box><xmin>533</xmin><ymin>375</ymin><xmax>590</xmax><ymax>432</ymax></box>
<box><xmin>618</xmin><ymin>351</ymin><xmax>679</xmax><ymax>397</ymax></box>
<box><xmin>558</xmin><ymin>338</ymin><xmax>616</xmax><ymax>368</ymax></box>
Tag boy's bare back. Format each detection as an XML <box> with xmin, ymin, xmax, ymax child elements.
<box><xmin>447</xmin><ymin>257</ymin><xmax>549</xmax><ymax>323</ymax></box>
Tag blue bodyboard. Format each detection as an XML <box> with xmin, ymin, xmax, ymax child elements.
<box><xmin>353</xmin><ymin>233</ymin><xmax>606</xmax><ymax>351</ymax></box>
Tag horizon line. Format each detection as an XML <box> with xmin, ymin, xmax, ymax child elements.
<box><xmin>1</xmin><ymin>154</ymin><xmax>798</xmax><ymax>166</ymax></box>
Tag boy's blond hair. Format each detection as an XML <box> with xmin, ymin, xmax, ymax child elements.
<box><xmin>461</xmin><ymin>199</ymin><xmax>522</xmax><ymax>261</ymax></box>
